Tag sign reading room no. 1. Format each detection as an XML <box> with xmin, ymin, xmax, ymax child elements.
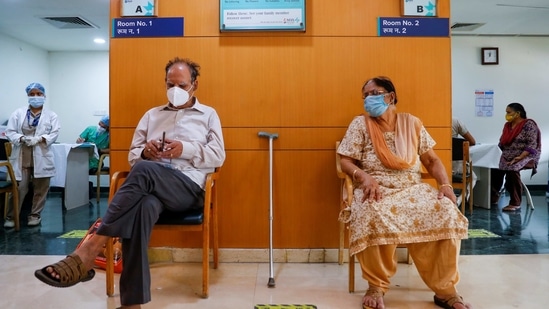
<box><xmin>112</xmin><ymin>17</ymin><xmax>184</xmax><ymax>38</ymax></box>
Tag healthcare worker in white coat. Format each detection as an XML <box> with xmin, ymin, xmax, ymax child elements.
<box><xmin>5</xmin><ymin>82</ymin><xmax>60</xmax><ymax>227</ymax></box>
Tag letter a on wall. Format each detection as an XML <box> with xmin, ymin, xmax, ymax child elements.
<box><xmin>121</xmin><ymin>0</ymin><xmax>158</xmax><ymax>17</ymax></box>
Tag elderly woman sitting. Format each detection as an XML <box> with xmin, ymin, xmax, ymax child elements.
<box><xmin>337</xmin><ymin>76</ymin><xmax>472</xmax><ymax>309</ymax></box>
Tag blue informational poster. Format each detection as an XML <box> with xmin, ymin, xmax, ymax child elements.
<box><xmin>220</xmin><ymin>0</ymin><xmax>305</xmax><ymax>31</ymax></box>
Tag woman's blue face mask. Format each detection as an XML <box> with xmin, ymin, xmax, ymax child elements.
<box><xmin>364</xmin><ymin>94</ymin><xmax>389</xmax><ymax>117</ymax></box>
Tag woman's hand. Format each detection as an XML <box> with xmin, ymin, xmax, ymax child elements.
<box><xmin>508</xmin><ymin>156</ymin><xmax>524</xmax><ymax>165</ymax></box>
<box><xmin>438</xmin><ymin>185</ymin><xmax>457</xmax><ymax>204</ymax></box>
<box><xmin>355</xmin><ymin>170</ymin><xmax>382</xmax><ymax>203</ymax></box>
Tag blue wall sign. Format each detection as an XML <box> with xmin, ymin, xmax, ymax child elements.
<box><xmin>377</xmin><ymin>17</ymin><xmax>449</xmax><ymax>37</ymax></box>
<box><xmin>112</xmin><ymin>17</ymin><xmax>184</xmax><ymax>38</ymax></box>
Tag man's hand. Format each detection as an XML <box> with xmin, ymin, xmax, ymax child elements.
<box><xmin>142</xmin><ymin>139</ymin><xmax>162</xmax><ymax>160</ymax></box>
<box><xmin>159</xmin><ymin>138</ymin><xmax>183</xmax><ymax>159</ymax></box>
<box><xmin>142</xmin><ymin>138</ymin><xmax>183</xmax><ymax>160</ymax></box>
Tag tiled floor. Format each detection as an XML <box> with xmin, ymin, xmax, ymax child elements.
<box><xmin>1</xmin><ymin>190</ymin><xmax>548</xmax><ymax>308</ymax></box>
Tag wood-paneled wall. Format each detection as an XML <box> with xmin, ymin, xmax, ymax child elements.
<box><xmin>109</xmin><ymin>0</ymin><xmax>452</xmax><ymax>248</ymax></box>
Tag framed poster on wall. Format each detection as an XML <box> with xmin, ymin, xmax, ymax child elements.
<box><xmin>220</xmin><ymin>0</ymin><xmax>305</xmax><ymax>31</ymax></box>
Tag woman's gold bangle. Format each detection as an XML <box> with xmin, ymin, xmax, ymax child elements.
<box><xmin>439</xmin><ymin>183</ymin><xmax>453</xmax><ymax>190</ymax></box>
<box><xmin>352</xmin><ymin>169</ymin><xmax>359</xmax><ymax>182</ymax></box>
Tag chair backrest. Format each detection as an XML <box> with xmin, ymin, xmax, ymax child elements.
<box><xmin>452</xmin><ymin>138</ymin><xmax>466</xmax><ymax>161</ymax></box>
<box><xmin>452</xmin><ymin>138</ymin><xmax>471</xmax><ymax>170</ymax></box>
<box><xmin>98</xmin><ymin>153</ymin><xmax>110</xmax><ymax>173</ymax></box>
<box><xmin>451</xmin><ymin>138</ymin><xmax>472</xmax><ymax>214</ymax></box>
<box><xmin>2</xmin><ymin>140</ymin><xmax>12</xmax><ymax>159</ymax></box>
<box><xmin>462</xmin><ymin>140</ymin><xmax>471</xmax><ymax>163</ymax></box>
<box><xmin>0</xmin><ymin>139</ymin><xmax>9</xmax><ymax>160</ymax></box>
<box><xmin>0</xmin><ymin>158</ymin><xmax>20</xmax><ymax>230</ymax></box>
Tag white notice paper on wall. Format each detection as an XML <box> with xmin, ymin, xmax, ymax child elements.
<box><xmin>121</xmin><ymin>0</ymin><xmax>158</xmax><ymax>17</ymax></box>
<box><xmin>475</xmin><ymin>89</ymin><xmax>494</xmax><ymax>117</ymax></box>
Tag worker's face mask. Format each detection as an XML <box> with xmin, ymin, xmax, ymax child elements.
<box><xmin>167</xmin><ymin>85</ymin><xmax>193</xmax><ymax>107</ymax></box>
<box><xmin>97</xmin><ymin>126</ymin><xmax>106</xmax><ymax>134</ymax></box>
<box><xmin>28</xmin><ymin>96</ymin><xmax>45</xmax><ymax>108</ymax></box>
<box><xmin>364</xmin><ymin>94</ymin><xmax>389</xmax><ymax>117</ymax></box>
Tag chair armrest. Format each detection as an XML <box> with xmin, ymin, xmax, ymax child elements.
<box><xmin>335</xmin><ymin>141</ymin><xmax>353</xmax><ymax>208</ymax></box>
<box><xmin>98</xmin><ymin>154</ymin><xmax>109</xmax><ymax>171</ymax></box>
<box><xmin>108</xmin><ymin>171</ymin><xmax>130</xmax><ymax>203</ymax></box>
<box><xmin>0</xmin><ymin>161</ymin><xmax>17</xmax><ymax>186</ymax></box>
<box><xmin>342</xmin><ymin>175</ymin><xmax>353</xmax><ymax>207</ymax></box>
<box><xmin>335</xmin><ymin>141</ymin><xmax>347</xmax><ymax>179</ymax></box>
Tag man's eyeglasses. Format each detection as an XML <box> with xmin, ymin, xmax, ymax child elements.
<box><xmin>363</xmin><ymin>90</ymin><xmax>389</xmax><ymax>98</ymax></box>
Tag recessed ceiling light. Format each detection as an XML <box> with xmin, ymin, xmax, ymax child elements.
<box><xmin>94</xmin><ymin>38</ymin><xmax>106</xmax><ymax>44</ymax></box>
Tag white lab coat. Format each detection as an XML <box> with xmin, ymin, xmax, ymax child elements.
<box><xmin>6</xmin><ymin>106</ymin><xmax>60</xmax><ymax>180</ymax></box>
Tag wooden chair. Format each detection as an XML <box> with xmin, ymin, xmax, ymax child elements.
<box><xmin>105</xmin><ymin>168</ymin><xmax>220</xmax><ymax>298</ymax></box>
<box><xmin>1</xmin><ymin>141</ymin><xmax>20</xmax><ymax>231</ymax></box>
<box><xmin>451</xmin><ymin>138</ymin><xmax>474</xmax><ymax>214</ymax></box>
<box><xmin>92</xmin><ymin>153</ymin><xmax>109</xmax><ymax>203</ymax></box>
<box><xmin>335</xmin><ymin>141</ymin><xmax>411</xmax><ymax>293</ymax></box>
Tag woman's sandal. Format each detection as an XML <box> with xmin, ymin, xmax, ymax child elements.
<box><xmin>34</xmin><ymin>253</ymin><xmax>95</xmax><ymax>288</ymax></box>
<box><xmin>434</xmin><ymin>294</ymin><xmax>471</xmax><ymax>309</ymax></box>
<box><xmin>362</xmin><ymin>288</ymin><xmax>385</xmax><ymax>309</ymax></box>
<box><xmin>502</xmin><ymin>205</ymin><xmax>521</xmax><ymax>212</ymax></box>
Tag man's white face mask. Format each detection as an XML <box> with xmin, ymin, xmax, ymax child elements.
<box><xmin>167</xmin><ymin>85</ymin><xmax>193</xmax><ymax>107</ymax></box>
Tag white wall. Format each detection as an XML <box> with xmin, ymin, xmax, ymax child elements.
<box><xmin>0</xmin><ymin>34</ymin><xmax>109</xmax><ymax>186</ymax></box>
<box><xmin>0</xmin><ymin>33</ymin><xmax>49</xmax><ymax>123</ymax></box>
<box><xmin>49</xmin><ymin>52</ymin><xmax>109</xmax><ymax>143</ymax></box>
<box><xmin>452</xmin><ymin>36</ymin><xmax>549</xmax><ymax>186</ymax></box>
<box><xmin>0</xmin><ymin>34</ymin><xmax>109</xmax><ymax>143</ymax></box>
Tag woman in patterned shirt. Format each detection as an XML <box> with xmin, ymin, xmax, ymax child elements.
<box><xmin>491</xmin><ymin>102</ymin><xmax>541</xmax><ymax>212</ymax></box>
<box><xmin>337</xmin><ymin>76</ymin><xmax>472</xmax><ymax>309</ymax></box>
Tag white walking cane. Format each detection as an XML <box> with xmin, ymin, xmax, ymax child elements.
<box><xmin>258</xmin><ymin>131</ymin><xmax>278</xmax><ymax>288</ymax></box>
